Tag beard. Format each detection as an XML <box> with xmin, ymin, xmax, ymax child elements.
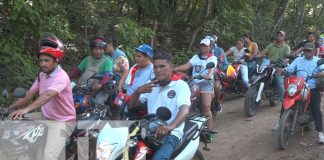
<box><xmin>41</xmin><ymin>66</ymin><xmax>55</xmax><ymax>74</ymax></box>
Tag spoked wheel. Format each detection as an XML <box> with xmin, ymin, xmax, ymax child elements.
<box><xmin>244</xmin><ymin>84</ymin><xmax>261</xmax><ymax>117</ymax></box>
<box><xmin>278</xmin><ymin>109</ymin><xmax>294</xmax><ymax>150</ymax></box>
<box><xmin>192</xmin><ymin>150</ymin><xmax>204</xmax><ymax>160</ymax></box>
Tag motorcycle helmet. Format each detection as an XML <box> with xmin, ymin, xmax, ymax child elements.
<box><xmin>90</xmin><ymin>36</ymin><xmax>107</xmax><ymax>49</ymax></box>
<box><xmin>38</xmin><ymin>33</ymin><xmax>64</xmax><ymax>62</ymax></box>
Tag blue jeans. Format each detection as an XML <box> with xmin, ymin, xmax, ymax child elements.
<box><xmin>152</xmin><ymin>135</ymin><xmax>180</xmax><ymax>160</ymax></box>
<box><xmin>247</xmin><ymin>61</ymin><xmax>255</xmax><ymax>77</ymax></box>
<box><xmin>240</xmin><ymin>64</ymin><xmax>250</xmax><ymax>87</ymax></box>
<box><xmin>274</xmin><ymin>73</ymin><xmax>285</xmax><ymax>101</ymax></box>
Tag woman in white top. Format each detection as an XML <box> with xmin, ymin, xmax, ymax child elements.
<box><xmin>174</xmin><ymin>38</ymin><xmax>218</xmax><ymax>142</ymax></box>
<box><xmin>225</xmin><ymin>38</ymin><xmax>250</xmax><ymax>88</ymax></box>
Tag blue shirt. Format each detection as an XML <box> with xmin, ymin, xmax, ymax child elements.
<box><xmin>286</xmin><ymin>56</ymin><xmax>324</xmax><ymax>89</ymax></box>
<box><xmin>213</xmin><ymin>47</ymin><xmax>229</xmax><ymax>71</ymax></box>
<box><xmin>125</xmin><ymin>64</ymin><xmax>155</xmax><ymax>95</ymax></box>
<box><xmin>111</xmin><ymin>48</ymin><xmax>126</xmax><ymax>61</ymax></box>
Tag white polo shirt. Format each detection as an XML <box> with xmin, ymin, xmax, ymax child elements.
<box><xmin>139</xmin><ymin>80</ymin><xmax>191</xmax><ymax>140</ymax></box>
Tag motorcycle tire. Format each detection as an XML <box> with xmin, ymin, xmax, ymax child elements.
<box><xmin>277</xmin><ymin>109</ymin><xmax>294</xmax><ymax>150</ymax></box>
<box><xmin>192</xmin><ymin>149</ymin><xmax>204</xmax><ymax>160</ymax></box>
<box><xmin>244</xmin><ymin>84</ymin><xmax>260</xmax><ymax>117</ymax></box>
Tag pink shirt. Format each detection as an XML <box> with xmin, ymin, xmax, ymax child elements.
<box><xmin>30</xmin><ymin>65</ymin><xmax>76</xmax><ymax>121</ymax></box>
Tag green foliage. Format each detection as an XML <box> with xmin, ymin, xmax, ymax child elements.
<box><xmin>115</xmin><ymin>17</ymin><xmax>155</xmax><ymax>63</ymax></box>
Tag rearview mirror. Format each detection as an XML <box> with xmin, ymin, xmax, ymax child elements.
<box><xmin>13</xmin><ymin>87</ymin><xmax>26</xmax><ymax>98</ymax></box>
<box><xmin>317</xmin><ymin>59</ymin><xmax>324</xmax><ymax>67</ymax></box>
<box><xmin>205</xmin><ymin>62</ymin><xmax>215</xmax><ymax>69</ymax></box>
<box><xmin>2</xmin><ymin>89</ymin><xmax>9</xmax><ymax>99</ymax></box>
<box><xmin>156</xmin><ymin>107</ymin><xmax>171</xmax><ymax>121</ymax></box>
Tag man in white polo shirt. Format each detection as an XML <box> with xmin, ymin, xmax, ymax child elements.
<box><xmin>128</xmin><ymin>51</ymin><xmax>191</xmax><ymax>159</ymax></box>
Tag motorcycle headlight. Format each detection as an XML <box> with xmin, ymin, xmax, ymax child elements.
<box><xmin>287</xmin><ymin>84</ymin><xmax>298</xmax><ymax>96</ymax></box>
<box><xmin>96</xmin><ymin>142</ymin><xmax>115</xmax><ymax>160</ymax></box>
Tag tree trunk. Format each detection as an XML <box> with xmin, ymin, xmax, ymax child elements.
<box><xmin>272</xmin><ymin>0</ymin><xmax>290</xmax><ymax>37</ymax></box>
<box><xmin>187</xmin><ymin>0</ymin><xmax>213</xmax><ymax>51</ymax></box>
<box><xmin>151</xmin><ymin>19</ymin><xmax>158</xmax><ymax>47</ymax></box>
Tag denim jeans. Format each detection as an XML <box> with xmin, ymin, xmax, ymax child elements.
<box><xmin>240</xmin><ymin>64</ymin><xmax>250</xmax><ymax>87</ymax></box>
<box><xmin>152</xmin><ymin>135</ymin><xmax>180</xmax><ymax>160</ymax></box>
<box><xmin>274</xmin><ymin>73</ymin><xmax>285</xmax><ymax>102</ymax></box>
<box><xmin>247</xmin><ymin>61</ymin><xmax>255</xmax><ymax>77</ymax></box>
<box><xmin>309</xmin><ymin>88</ymin><xmax>323</xmax><ymax>132</ymax></box>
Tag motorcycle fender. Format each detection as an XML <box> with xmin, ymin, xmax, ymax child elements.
<box><xmin>96</xmin><ymin>123</ymin><xmax>129</xmax><ymax>160</ymax></box>
<box><xmin>283</xmin><ymin>94</ymin><xmax>302</xmax><ymax>109</ymax></box>
<box><xmin>174</xmin><ymin>117</ymin><xmax>205</xmax><ymax>160</ymax></box>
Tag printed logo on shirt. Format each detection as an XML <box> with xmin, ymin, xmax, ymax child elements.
<box><xmin>167</xmin><ymin>90</ymin><xmax>176</xmax><ymax>98</ymax></box>
<box><xmin>194</xmin><ymin>65</ymin><xmax>202</xmax><ymax>72</ymax></box>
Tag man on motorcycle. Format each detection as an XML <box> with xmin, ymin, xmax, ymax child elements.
<box><xmin>174</xmin><ymin>38</ymin><xmax>218</xmax><ymax>142</ymax></box>
<box><xmin>105</xmin><ymin>37</ymin><xmax>130</xmax><ymax>92</ymax></box>
<box><xmin>129</xmin><ymin>51</ymin><xmax>191</xmax><ymax>159</ymax></box>
<box><xmin>292</xmin><ymin>32</ymin><xmax>320</xmax><ymax>56</ymax></box>
<box><xmin>7</xmin><ymin>34</ymin><xmax>76</xmax><ymax>160</ymax></box>
<box><xmin>277</xmin><ymin>43</ymin><xmax>324</xmax><ymax>143</ymax></box>
<box><xmin>118</xmin><ymin>44</ymin><xmax>155</xmax><ymax>120</ymax></box>
<box><xmin>257</xmin><ymin>31</ymin><xmax>291</xmax><ymax>103</ymax></box>
<box><xmin>68</xmin><ymin>36</ymin><xmax>113</xmax><ymax>91</ymax></box>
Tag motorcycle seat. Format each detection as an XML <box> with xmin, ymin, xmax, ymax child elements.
<box><xmin>170</xmin><ymin>121</ymin><xmax>198</xmax><ymax>159</ymax></box>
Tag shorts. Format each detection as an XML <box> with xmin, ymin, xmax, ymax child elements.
<box><xmin>196</xmin><ymin>80</ymin><xmax>215</xmax><ymax>94</ymax></box>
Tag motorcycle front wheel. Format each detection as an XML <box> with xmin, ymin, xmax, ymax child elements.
<box><xmin>244</xmin><ymin>84</ymin><xmax>261</xmax><ymax>117</ymax></box>
<box><xmin>277</xmin><ymin>109</ymin><xmax>294</xmax><ymax>150</ymax></box>
<box><xmin>192</xmin><ymin>150</ymin><xmax>204</xmax><ymax>160</ymax></box>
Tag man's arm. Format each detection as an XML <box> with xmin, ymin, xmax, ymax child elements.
<box><xmin>8</xmin><ymin>89</ymin><xmax>38</xmax><ymax>110</ymax></box>
<box><xmin>128</xmin><ymin>81</ymin><xmax>157</xmax><ymax>108</ymax></box>
<box><xmin>118</xmin><ymin>68</ymin><xmax>130</xmax><ymax>92</ymax></box>
<box><xmin>155</xmin><ymin>105</ymin><xmax>189</xmax><ymax>137</ymax></box>
<box><xmin>9</xmin><ymin>90</ymin><xmax>59</xmax><ymax>120</ymax></box>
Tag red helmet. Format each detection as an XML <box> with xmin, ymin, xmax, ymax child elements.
<box><xmin>38</xmin><ymin>33</ymin><xmax>64</xmax><ymax>61</ymax></box>
<box><xmin>39</xmin><ymin>47</ymin><xmax>64</xmax><ymax>61</ymax></box>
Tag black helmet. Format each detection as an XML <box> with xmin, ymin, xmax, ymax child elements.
<box><xmin>39</xmin><ymin>33</ymin><xmax>64</xmax><ymax>52</ymax></box>
<box><xmin>90</xmin><ymin>36</ymin><xmax>107</xmax><ymax>49</ymax></box>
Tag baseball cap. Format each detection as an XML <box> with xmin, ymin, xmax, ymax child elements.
<box><xmin>277</xmin><ymin>31</ymin><xmax>286</xmax><ymax>36</ymax></box>
<box><xmin>135</xmin><ymin>44</ymin><xmax>153</xmax><ymax>58</ymax></box>
<box><xmin>200</xmin><ymin>38</ymin><xmax>211</xmax><ymax>46</ymax></box>
<box><xmin>204</xmin><ymin>35</ymin><xmax>215</xmax><ymax>42</ymax></box>
<box><xmin>303</xmin><ymin>43</ymin><xmax>315</xmax><ymax>51</ymax></box>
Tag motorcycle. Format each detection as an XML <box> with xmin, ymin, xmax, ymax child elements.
<box><xmin>96</xmin><ymin>107</ymin><xmax>210</xmax><ymax>160</ymax></box>
<box><xmin>176</xmin><ymin>62</ymin><xmax>218</xmax><ymax>117</ymax></box>
<box><xmin>0</xmin><ymin>87</ymin><xmax>107</xmax><ymax>160</ymax></box>
<box><xmin>277</xmin><ymin>59</ymin><xmax>324</xmax><ymax>150</ymax></box>
<box><xmin>244</xmin><ymin>58</ymin><xmax>286</xmax><ymax>117</ymax></box>
<box><xmin>72</xmin><ymin>72</ymin><xmax>119</xmax><ymax>119</ymax></box>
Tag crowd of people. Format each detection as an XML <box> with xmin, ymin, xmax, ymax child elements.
<box><xmin>5</xmin><ymin>30</ymin><xmax>324</xmax><ymax>159</ymax></box>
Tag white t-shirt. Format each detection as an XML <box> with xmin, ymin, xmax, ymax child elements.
<box><xmin>139</xmin><ymin>80</ymin><xmax>191</xmax><ymax>140</ymax></box>
<box><xmin>189</xmin><ymin>54</ymin><xmax>218</xmax><ymax>83</ymax></box>
<box><xmin>230</xmin><ymin>47</ymin><xmax>247</xmax><ymax>62</ymax></box>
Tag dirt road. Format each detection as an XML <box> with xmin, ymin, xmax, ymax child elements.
<box><xmin>200</xmin><ymin>95</ymin><xmax>324</xmax><ymax>160</ymax></box>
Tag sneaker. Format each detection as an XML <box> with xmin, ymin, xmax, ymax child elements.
<box><xmin>318</xmin><ymin>132</ymin><xmax>324</xmax><ymax>144</ymax></box>
<box><xmin>214</xmin><ymin>102</ymin><xmax>223</xmax><ymax>113</ymax></box>
<box><xmin>205</xmin><ymin>132</ymin><xmax>216</xmax><ymax>143</ymax></box>
<box><xmin>272</xmin><ymin>124</ymin><xmax>279</xmax><ymax>131</ymax></box>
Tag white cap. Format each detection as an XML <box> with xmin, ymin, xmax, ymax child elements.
<box><xmin>200</xmin><ymin>38</ymin><xmax>211</xmax><ymax>46</ymax></box>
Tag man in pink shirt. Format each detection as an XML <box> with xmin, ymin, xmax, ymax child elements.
<box><xmin>8</xmin><ymin>34</ymin><xmax>76</xmax><ymax>160</ymax></box>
